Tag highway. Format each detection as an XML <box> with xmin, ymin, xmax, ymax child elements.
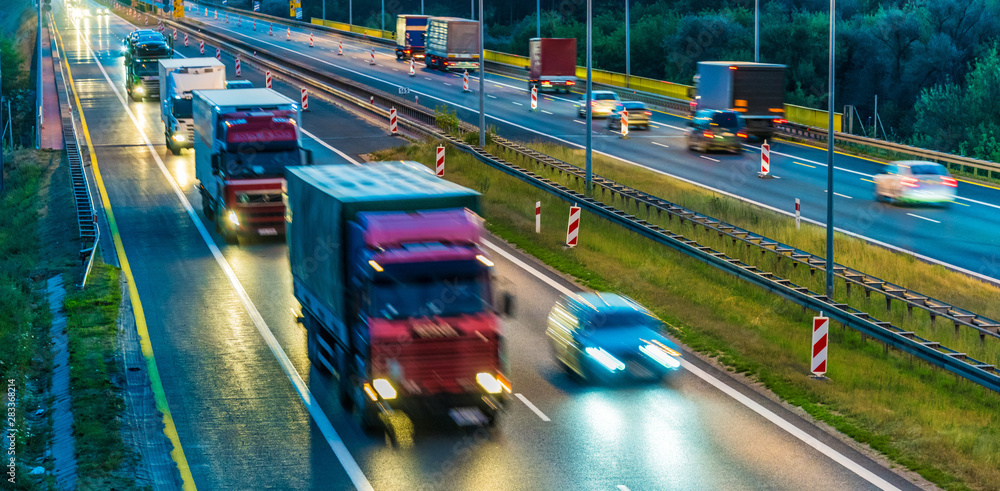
<box><xmin>59</xmin><ymin>4</ymin><xmax>921</xmax><ymax>489</ymax></box>
<box><xmin>179</xmin><ymin>3</ymin><xmax>1000</xmax><ymax>284</ymax></box>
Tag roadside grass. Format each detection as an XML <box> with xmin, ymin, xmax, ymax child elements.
<box><xmin>0</xmin><ymin>149</ymin><xmax>56</xmax><ymax>490</ymax></box>
<box><xmin>62</xmin><ymin>258</ymin><xmax>138</xmax><ymax>490</ymax></box>
<box><xmin>489</xmin><ymin>139</ymin><xmax>1000</xmax><ymax>368</ymax></box>
<box><xmin>372</xmin><ymin>140</ymin><xmax>1000</xmax><ymax>490</ymax></box>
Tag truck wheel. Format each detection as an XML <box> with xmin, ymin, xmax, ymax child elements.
<box><xmin>201</xmin><ymin>193</ymin><xmax>214</xmax><ymax>221</ymax></box>
<box><xmin>216</xmin><ymin>208</ymin><xmax>239</xmax><ymax>245</ymax></box>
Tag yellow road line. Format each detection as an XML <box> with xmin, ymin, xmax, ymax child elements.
<box><xmin>54</xmin><ymin>22</ymin><xmax>197</xmax><ymax>491</ymax></box>
<box><xmin>860</xmin><ymin>178</ymin><xmax>875</xmax><ymax>183</ymax></box>
<box><xmin>951</xmin><ymin>200</ymin><xmax>970</xmax><ymax>207</ymax></box>
<box><xmin>955</xmin><ymin>177</ymin><xmax>1000</xmax><ymax>191</ymax></box>
<box><xmin>793</xmin><ymin>161</ymin><xmax>816</xmax><ymax>169</ymax></box>
<box><xmin>776</xmin><ymin>139</ymin><xmax>888</xmax><ymax>165</ymax></box>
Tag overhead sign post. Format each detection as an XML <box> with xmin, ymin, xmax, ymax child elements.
<box><xmin>811</xmin><ymin>316</ymin><xmax>829</xmax><ymax>377</ymax></box>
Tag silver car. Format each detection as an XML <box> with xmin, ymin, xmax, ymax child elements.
<box><xmin>874</xmin><ymin>161</ymin><xmax>957</xmax><ymax>205</ymax></box>
<box><xmin>607</xmin><ymin>102</ymin><xmax>652</xmax><ymax>131</ymax></box>
<box><xmin>577</xmin><ymin>90</ymin><xmax>621</xmax><ymax>118</ymax></box>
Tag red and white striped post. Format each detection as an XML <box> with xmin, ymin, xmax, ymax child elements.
<box><xmin>409</xmin><ymin>58</ymin><xmax>415</xmax><ymax>76</ymax></box>
<box><xmin>811</xmin><ymin>316</ymin><xmax>829</xmax><ymax>377</ymax></box>
<box><xmin>172</xmin><ymin>28</ymin><xmax>177</xmax><ymax>41</ymax></box>
<box><xmin>338</xmin><ymin>40</ymin><xmax>343</xmax><ymax>55</ymax></box>
<box><xmin>253</xmin><ymin>19</ymin><xmax>257</xmax><ymax>31</ymax></box>
<box><xmin>566</xmin><ymin>205</ymin><xmax>581</xmax><ymax>247</ymax></box>
<box><xmin>269</xmin><ymin>23</ymin><xmax>274</xmax><ymax>36</ymax></box>
<box><xmin>199</xmin><ymin>40</ymin><xmax>204</xmax><ymax>54</ymax></box>
<box><xmin>301</xmin><ymin>88</ymin><xmax>308</xmax><ymax>110</ymax></box>
<box><xmin>369</xmin><ymin>95</ymin><xmax>374</xmax><ymax>105</ymax></box>
<box><xmin>389</xmin><ymin>108</ymin><xmax>398</xmax><ymax>134</ymax></box>
<box><xmin>286</xmin><ymin>27</ymin><xmax>291</xmax><ymax>41</ymax></box>
<box><xmin>215</xmin><ymin>47</ymin><xmax>221</xmax><ymax>60</ymax></box>
<box><xmin>225</xmin><ymin>12</ymin><xmax>229</xmax><ymax>23</ymax></box>
<box><xmin>235</xmin><ymin>55</ymin><xmax>241</xmax><ymax>77</ymax></box>
<box><xmin>214</xmin><ymin>9</ymin><xmax>217</xmax><ymax>19</ymax></box>
<box><xmin>309</xmin><ymin>33</ymin><xmax>314</xmax><ymax>47</ymax></box>
<box><xmin>369</xmin><ymin>48</ymin><xmax>376</xmax><ymax>65</ymax></box>
<box><xmin>184</xmin><ymin>32</ymin><xmax>189</xmax><ymax>47</ymax></box>
<box><xmin>758</xmin><ymin>140</ymin><xmax>772</xmax><ymax>178</ymax></box>
<box><xmin>462</xmin><ymin>70</ymin><xmax>470</xmax><ymax>93</ymax></box>
<box><xmin>265</xmin><ymin>70</ymin><xmax>272</xmax><ymax>88</ymax></box>
<box><xmin>535</xmin><ymin>201</ymin><xmax>541</xmax><ymax>233</ymax></box>
<box><xmin>620</xmin><ymin>109</ymin><xmax>629</xmax><ymax>139</ymax></box>
<box><xmin>238</xmin><ymin>16</ymin><xmax>241</xmax><ymax>27</ymax></box>
<box><xmin>530</xmin><ymin>86</ymin><xmax>537</xmax><ymax>111</ymax></box>
<box><xmin>795</xmin><ymin>198</ymin><xmax>801</xmax><ymax>229</ymax></box>
<box><xmin>435</xmin><ymin>145</ymin><xmax>445</xmax><ymax>177</ymax></box>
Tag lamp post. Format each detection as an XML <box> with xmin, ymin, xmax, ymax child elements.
<box><xmin>478</xmin><ymin>0</ymin><xmax>485</xmax><ymax>148</ymax></box>
<box><xmin>349</xmin><ymin>0</ymin><xmax>352</xmax><ymax>25</ymax></box>
<box><xmin>825</xmin><ymin>0</ymin><xmax>836</xmax><ymax>298</ymax></box>
<box><xmin>585</xmin><ymin>0</ymin><xmax>592</xmax><ymax>191</ymax></box>
<box><xmin>754</xmin><ymin>0</ymin><xmax>759</xmax><ymax>62</ymax></box>
<box><xmin>536</xmin><ymin>0</ymin><xmax>540</xmax><ymax>38</ymax></box>
<box><xmin>36</xmin><ymin>0</ymin><xmax>42</xmax><ymax>149</ymax></box>
<box><xmin>381</xmin><ymin>0</ymin><xmax>384</xmax><ymax>32</ymax></box>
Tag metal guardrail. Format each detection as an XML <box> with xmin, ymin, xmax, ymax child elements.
<box><xmin>164</xmin><ymin>14</ymin><xmax>1000</xmax><ymax>393</ymax></box>
<box><xmin>50</xmin><ymin>13</ymin><xmax>100</xmax><ymax>287</ymax></box>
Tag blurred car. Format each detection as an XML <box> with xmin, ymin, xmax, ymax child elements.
<box><xmin>874</xmin><ymin>161</ymin><xmax>957</xmax><ymax>205</ymax></box>
<box><xmin>577</xmin><ymin>90</ymin><xmax>621</xmax><ymax>118</ymax></box>
<box><xmin>547</xmin><ymin>292</ymin><xmax>683</xmax><ymax>384</ymax></box>
<box><xmin>225</xmin><ymin>80</ymin><xmax>255</xmax><ymax>89</ymax></box>
<box><xmin>686</xmin><ymin>109</ymin><xmax>747</xmax><ymax>153</ymax></box>
<box><xmin>607</xmin><ymin>101</ymin><xmax>652</xmax><ymax>131</ymax></box>
<box><xmin>72</xmin><ymin>6</ymin><xmax>90</xmax><ymax>18</ymax></box>
<box><xmin>96</xmin><ymin>7</ymin><xmax>110</xmax><ymax>15</ymax></box>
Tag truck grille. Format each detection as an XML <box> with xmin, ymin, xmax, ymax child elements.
<box><xmin>373</xmin><ymin>336</ymin><xmax>499</xmax><ymax>394</ymax></box>
<box><xmin>237</xmin><ymin>192</ymin><xmax>283</xmax><ymax>204</ymax></box>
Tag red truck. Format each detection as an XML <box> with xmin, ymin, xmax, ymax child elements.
<box><xmin>193</xmin><ymin>88</ymin><xmax>312</xmax><ymax>243</ymax></box>
<box><xmin>285</xmin><ymin>162</ymin><xmax>512</xmax><ymax>433</ymax></box>
<box><xmin>528</xmin><ymin>38</ymin><xmax>578</xmax><ymax>93</ymax></box>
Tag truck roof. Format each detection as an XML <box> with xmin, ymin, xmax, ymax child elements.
<box><xmin>158</xmin><ymin>57</ymin><xmax>224</xmax><ymax>69</ymax></box>
<box><xmin>698</xmin><ymin>61</ymin><xmax>786</xmax><ymax>69</ymax></box>
<box><xmin>286</xmin><ymin>161</ymin><xmax>480</xmax><ymax>203</ymax></box>
<box><xmin>430</xmin><ymin>17</ymin><xmax>476</xmax><ymax>23</ymax></box>
<box><xmin>398</xmin><ymin>14</ymin><xmax>430</xmax><ymax>19</ymax></box>
<box><xmin>192</xmin><ymin>88</ymin><xmax>296</xmax><ymax>107</ymax></box>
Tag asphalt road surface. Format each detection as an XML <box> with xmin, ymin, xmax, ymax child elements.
<box><xmin>57</xmin><ymin>4</ymin><xmax>922</xmax><ymax>490</ymax></box>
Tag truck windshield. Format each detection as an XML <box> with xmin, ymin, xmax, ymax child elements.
<box><xmin>370</xmin><ymin>275</ymin><xmax>487</xmax><ymax>319</ymax></box>
<box><xmin>223</xmin><ymin>149</ymin><xmax>299</xmax><ymax>178</ymax></box>
<box><xmin>132</xmin><ymin>61</ymin><xmax>157</xmax><ymax>77</ymax></box>
<box><xmin>171</xmin><ymin>98</ymin><xmax>192</xmax><ymax>119</ymax></box>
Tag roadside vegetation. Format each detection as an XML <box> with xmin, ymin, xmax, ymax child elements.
<box><xmin>370</xmin><ymin>136</ymin><xmax>1000</xmax><ymax>490</ymax></box>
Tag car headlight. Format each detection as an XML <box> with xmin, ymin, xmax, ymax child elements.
<box><xmin>227</xmin><ymin>210</ymin><xmax>240</xmax><ymax>226</ymax></box>
<box><xmin>172</xmin><ymin>134</ymin><xmax>186</xmax><ymax>142</ymax></box>
<box><xmin>476</xmin><ymin>372</ymin><xmax>511</xmax><ymax>394</ymax></box>
<box><xmin>371</xmin><ymin>378</ymin><xmax>397</xmax><ymax>400</ymax></box>
<box><xmin>640</xmin><ymin>344</ymin><xmax>681</xmax><ymax>369</ymax></box>
<box><xmin>585</xmin><ymin>347</ymin><xmax>625</xmax><ymax>372</ymax></box>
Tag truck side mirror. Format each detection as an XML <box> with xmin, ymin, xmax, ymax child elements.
<box><xmin>499</xmin><ymin>292</ymin><xmax>515</xmax><ymax>318</ymax></box>
<box><xmin>211</xmin><ymin>154</ymin><xmax>221</xmax><ymax>175</ymax></box>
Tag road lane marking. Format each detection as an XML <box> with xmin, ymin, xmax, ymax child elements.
<box><xmin>482</xmin><ymin>238</ymin><xmax>901</xmax><ymax>490</ymax></box>
<box><xmin>487</xmin><ymin>94</ymin><xmax>497</xmax><ymax>99</ymax></box>
<box><xmin>907</xmin><ymin>213</ymin><xmax>941</xmax><ymax>223</ymax></box>
<box><xmin>617</xmin><ymin>486</ymin><xmax>630</xmax><ymax>491</ymax></box>
<box><xmin>700</xmin><ymin>156</ymin><xmax>720</xmax><ymax>162</ymax></box>
<box><xmin>541</xmin><ymin>110</ymin><xmax>553</xmax><ymax>115</ymax></box>
<box><xmin>951</xmin><ymin>200</ymin><xmax>969</xmax><ymax>207</ymax></box>
<box><xmin>301</xmin><ymin>129</ymin><xmax>360</xmax><ymax>166</ymax></box>
<box><xmin>514</xmin><ymin>393</ymin><xmax>550</xmax><ymax>422</ymax></box>
<box><xmin>76</xmin><ymin>23</ymin><xmax>375</xmax><ymax>491</ymax></box>
<box><xmin>424</xmin><ymin>76</ymin><xmax>432</xmax><ymax>80</ymax></box>
<box><xmin>823</xmin><ymin>190</ymin><xmax>853</xmax><ymax>199</ymax></box>
<box><xmin>512</xmin><ymin>101</ymin><xmax>523</xmax><ymax>106</ymax></box>
<box><xmin>443</xmin><ymin>82</ymin><xmax>452</xmax><ymax>86</ymax></box>
<box><xmin>794</xmin><ymin>161</ymin><xmax>816</xmax><ymax>168</ymax></box>
<box><xmin>861</xmin><ymin>178</ymin><xmax>875</xmax><ymax>183</ymax></box>
<box><xmin>664</xmin><ymin>124</ymin><xmax>686</xmax><ymax>131</ymax></box>
<box><xmin>198</xmin><ymin>19</ymin><xmax>1000</xmax><ymax>285</ymax></box>
<box><xmin>53</xmin><ymin>23</ymin><xmax>198</xmax><ymax>491</ymax></box>
<box><xmin>573</xmin><ymin>120</ymin><xmax>586</xmax><ymax>125</ymax></box>
<box><xmin>652</xmin><ymin>142</ymin><xmax>670</xmax><ymax>149</ymax></box>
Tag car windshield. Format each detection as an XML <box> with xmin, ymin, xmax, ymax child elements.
<box><xmin>370</xmin><ymin>276</ymin><xmax>487</xmax><ymax>319</ymax></box>
<box><xmin>622</xmin><ymin>102</ymin><xmax>646</xmax><ymax>110</ymax></box>
<box><xmin>711</xmin><ymin>112</ymin><xmax>741</xmax><ymax>128</ymax></box>
<box><xmin>585</xmin><ymin>310</ymin><xmax>659</xmax><ymax>330</ymax></box>
<box><xmin>908</xmin><ymin>164</ymin><xmax>947</xmax><ymax>176</ymax></box>
<box><xmin>595</xmin><ymin>93</ymin><xmax>617</xmax><ymax>101</ymax></box>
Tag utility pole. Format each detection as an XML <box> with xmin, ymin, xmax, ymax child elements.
<box><xmin>36</xmin><ymin>0</ymin><xmax>42</xmax><ymax>149</ymax></box>
<box><xmin>825</xmin><ymin>0</ymin><xmax>836</xmax><ymax>298</ymax></box>
<box><xmin>585</xmin><ymin>0</ymin><xmax>592</xmax><ymax>191</ymax></box>
<box><xmin>755</xmin><ymin>0</ymin><xmax>759</xmax><ymax>62</ymax></box>
<box><xmin>349</xmin><ymin>0</ymin><xmax>352</xmax><ymax>25</ymax></box>
<box><xmin>381</xmin><ymin>0</ymin><xmax>384</xmax><ymax>32</ymax></box>
<box><xmin>421</xmin><ymin>0</ymin><xmax>424</xmax><ymax>15</ymax></box>
<box><xmin>478</xmin><ymin>0</ymin><xmax>485</xmax><ymax>148</ymax></box>
<box><xmin>1</xmin><ymin>48</ymin><xmax>4</xmax><ymax>194</ymax></box>
<box><xmin>536</xmin><ymin>0</ymin><xmax>540</xmax><ymax>38</ymax></box>
<box><xmin>471</xmin><ymin>0</ymin><xmax>474</xmax><ymax>19</ymax></box>
<box><xmin>625</xmin><ymin>0</ymin><xmax>630</xmax><ymax>87</ymax></box>
<box><xmin>322</xmin><ymin>0</ymin><xmax>325</xmax><ymax>21</ymax></box>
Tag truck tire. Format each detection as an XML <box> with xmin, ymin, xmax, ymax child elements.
<box><xmin>166</xmin><ymin>135</ymin><xmax>181</xmax><ymax>155</ymax></box>
<box><xmin>201</xmin><ymin>192</ymin><xmax>214</xmax><ymax>221</ymax></box>
<box><xmin>216</xmin><ymin>207</ymin><xmax>239</xmax><ymax>245</ymax></box>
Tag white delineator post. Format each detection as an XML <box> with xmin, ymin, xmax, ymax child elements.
<box><xmin>566</xmin><ymin>205</ymin><xmax>580</xmax><ymax>247</ymax></box>
<box><xmin>535</xmin><ymin>201</ymin><xmax>541</xmax><ymax>233</ymax></box>
<box><xmin>253</xmin><ymin>19</ymin><xmax>257</xmax><ymax>31</ymax></box>
<box><xmin>215</xmin><ymin>48</ymin><xmax>221</xmax><ymax>60</ymax></box>
<box><xmin>795</xmin><ymin>198</ymin><xmax>801</xmax><ymax>229</ymax></box>
<box><xmin>172</xmin><ymin>28</ymin><xmax>177</xmax><ymax>40</ymax></box>
<box><xmin>309</xmin><ymin>33</ymin><xmax>314</xmax><ymax>48</ymax></box>
<box><xmin>369</xmin><ymin>95</ymin><xmax>374</xmax><ymax>105</ymax></box>
<box><xmin>301</xmin><ymin>88</ymin><xmax>308</xmax><ymax>110</ymax></box>
<box><xmin>389</xmin><ymin>108</ymin><xmax>398</xmax><ymax>134</ymax></box>
<box><xmin>530</xmin><ymin>86</ymin><xmax>537</xmax><ymax>111</ymax></box>
<box><xmin>225</xmin><ymin>12</ymin><xmax>229</xmax><ymax>23</ymax></box>
<box><xmin>238</xmin><ymin>16</ymin><xmax>241</xmax><ymax>27</ymax></box>
<box><xmin>199</xmin><ymin>40</ymin><xmax>204</xmax><ymax>54</ymax></box>
<box><xmin>184</xmin><ymin>33</ymin><xmax>189</xmax><ymax>47</ymax></box>
<box><xmin>811</xmin><ymin>316</ymin><xmax>829</xmax><ymax>376</ymax></box>
<box><xmin>370</xmin><ymin>49</ymin><xmax>376</xmax><ymax>65</ymax></box>
<box><xmin>269</xmin><ymin>23</ymin><xmax>274</xmax><ymax>36</ymax></box>
<box><xmin>338</xmin><ymin>40</ymin><xmax>343</xmax><ymax>55</ymax></box>
<box><xmin>758</xmin><ymin>140</ymin><xmax>772</xmax><ymax>178</ymax></box>
<box><xmin>214</xmin><ymin>9</ymin><xmax>217</xmax><ymax>19</ymax></box>
<box><xmin>235</xmin><ymin>55</ymin><xmax>241</xmax><ymax>77</ymax></box>
<box><xmin>620</xmin><ymin>109</ymin><xmax>629</xmax><ymax>139</ymax></box>
<box><xmin>435</xmin><ymin>145</ymin><xmax>445</xmax><ymax>177</ymax></box>
<box><xmin>409</xmin><ymin>59</ymin><xmax>415</xmax><ymax>76</ymax></box>
<box><xmin>462</xmin><ymin>70</ymin><xmax>470</xmax><ymax>93</ymax></box>
<box><xmin>265</xmin><ymin>70</ymin><xmax>272</xmax><ymax>89</ymax></box>
<box><xmin>287</xmin><ymin>27</ymin><xmax>291</xmax><ymax>41</ymax></box>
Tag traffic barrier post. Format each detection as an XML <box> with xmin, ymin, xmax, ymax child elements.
<box><xmin>620</xmin><ymin>109</ymin><xmax>629</xmax><ymax>139</ymax></box>
<box><xmin>265</xmin><ymin>70</ymin><xmax>272</xmax><ymax>88</ymax></box>
<box><xmin>811</xmin><ymin>316</ymin><xmax>829</xmax><ymax>377</ymax></box>
<box><xmin>235</xmin><ymin>55</ymin><xmax>241</xmax><ymax>77</ymax></box>
<box><xmin>535</xmin><ymin>201</ymin><xmax>541</xmax><ymax>233</ymax></box>
<box><xmin>309</xmin><ymin>32</ymin><xmax>314</xmax><ymax>47</ymax></box>
<box><xmin>301</xmin><ymin>88</ymin><xmax>308</xmax><ymax>110</ymax></box>
<box><xmin>215</xmin><ymin>47</ymin><xmax>221</xmax><ymax>60</ymax></box>
<box><xmin>338</xmin><ymin>40</ymin><xmax>343</xmax><ymax>55</ymax></box>
<box><xmin>795</xmin><ymin>198</ymin><xmax>801</xmax><ymax>229</ymax></box>
<box><xmin>530</xmin><ymin>86</ymin><xmax>537</xmax><ymax>111</ymax></box>
<box><xmin>199</xmin><ymin>40</ymin><xmax>204</xmax><ymax>54</ymax></box>
<box><xmin>184</xmin><ymin>32</ymin><xmax>189</xmax><ymax>47</ymax></box>
<box><xmin>389</xmin><ymin>108</ymin><xmax>397</xmax><ymax>134</ymax></box>
<box><xmin>758</xmin><ymin>140</ymin><xmax>772</xmax><ymax>178</ymax></box>
<box><xmin>463</xmin><ymin>70</ymin><xmax>470</xmax><ymax>93</ymax></box>
<box><xmin>566</xmin><ymin>205</ymin><xmax>580</xmax><ymax>247</ymax></box>
<box><xmin>436</xmin><ymin>145</ymin><xmax>445</xmax><ymax>176</ymax></box>
<box><xmin>409</xmin><ymin>59</ymin><xmax>415</xmax><ymax>77</ymax></box>
<box><xmin>369</xmin><ymin>48</ymin><xmax>376</xmax><ymax>65</ymax></box>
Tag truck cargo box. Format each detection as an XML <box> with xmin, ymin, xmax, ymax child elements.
<box><xmin>529</xmin><ymin>38</ymin><xmax>577</xmax><ymax>80</ymax></box>
<box><xmin>426</xmin><ymin>18</ymin><xmax>479</xmax><ymax>57</ymax></box>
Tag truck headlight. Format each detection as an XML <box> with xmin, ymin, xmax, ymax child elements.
<box><xmin>640</xmin><ymin>344</ymin><xmax>681</xmax><ymax>369</ymax></box>
<box><xmin>227</xmin><ymin>210</ymin><xmax>240</xmax><ymax>226</ymax></box>
<box><xmin>135</xmin><ymin>86</ymin><xmax>144</xmax><ymax>94</ymax></box>
<box><xmin>585</xmin><ymin>347</ymin><xmax>625</xmax><ymax>372</ymax></box>
<box><xmin>476</xmin><ymin>373</ymin><xmax>511</xmax><ymax>394</ymax></box>
<box><xmin>172</xmin><ymin>134</ymin><xmax>186</xmax><ymax>142</ymax></box>
<box><xmin>372</xmin><ymin>378</ymin><xmax>397</xmax><ymax>400</ymax></box>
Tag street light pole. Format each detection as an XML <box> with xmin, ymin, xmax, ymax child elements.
<box><xmin>322</xmin><ymin>0</ymin><xmax>325</xmax><ymax>21</ymax></box>
<box><xmin>825</xmin><ymin>0</ymin><xmax>836</xmax><ymax>298</ymax></box>
<box><xmin>625</xmin><ymin>0</ymin><xmax>630</xmax><ymax>87</ymax></box>
<box><xmin>754</xmin><ymin>0</ymin><xmax>759</xmax><ymax>62</ymax></box>
<box><xmin>478</xmin><ymin>0</ymin><xmax>485</xmax><ymax>148</ymax></box>
<box><xmin>36</xmin><ymin>0</ymin><xmax>42</xmax><ymax>149</ymax></box>
<box><xmin>585</xmin><ymin>0</ymin><xmax>592</xmax><ymax>191</ymax></box>
<box><xmin>421</xmin><ymin>0</ymin><xmax>424</xmax><ymax>15</ymax></box>
<box><xmin>349</xmin><ymin>0</ymin><xmax>352</xmax><ymax>25</ymax></box>
<box><xmin>381</xmin><ymin>0</ymin><xmax>384</xmax><ymax>32</ymax></box>
<box><xmin>536</xmin><ymin>0</ymin><xmax>540</xmax><ymax>38</ymax></box>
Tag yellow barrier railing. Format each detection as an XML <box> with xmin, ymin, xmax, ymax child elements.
<box><xmin>785</xmin><ymin>104</ymin><xmax>842</xmax><ymax>131</ymax></box>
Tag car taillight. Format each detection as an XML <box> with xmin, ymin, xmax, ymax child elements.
<box><xmin>737</xmin><ymin>131</ymin><xmax>748</xmax><ymax>138</ymax></box>
<box><xmin>901</xmin><ymin>177</ymin><xmax>919</xmax><ymax>188</ymax></box>
<box><xmin>643</xmin><ymin>111</ymin><xmax>652</xmax><ymax>116</ymax></box>
<box><xmin>703</xmin><ymin>131</ymin><xmax>715</xmax><ymax>139</ymax></box>
<box><xmin>591</xmin><ymin>101</ymin><xmax>597</xmax><ymax>106</ymax></box>
<box><xmin>566</xmin><ymin>81</ymin><xmax>575</xmax><ymax>85</ymax></box>
<box><xmin>774</xmin><ymin>119</ymin><xmax>788</xmax><ymax>124</ymax></box>
<box><xmin>941</xmin><ymin>177</ymin><xmax>958</xmax><ymax>187</ymax></box>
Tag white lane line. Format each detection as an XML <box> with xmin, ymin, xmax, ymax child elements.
<box><xmin>651</xmin><ymin>142</ymin><xmax>670</xmax><ymax>149</ymax></box>
<box><xmin>665</xmin><ymin>124</ymin><xmax>686</xmax><ymax>131</ymax></box>
<box><xmin>700</xmin><ymin>156</ymin><xmax>720</xmax><ymax>162</ymax></box>
<box><xmin>541</xmin><ymin>110</ymin><xmax>553</xmax><ymax>115</ymax></box>
<box><xmin>300</xmin><ymin>129</ymin><xmax>360</xmax><ymax>166</ymax></box>
<box><xmin>81</xmin><ymin>30</ymin><xmax>374</xmax><ymax>491</ymax></box>
<box><xmin>201</xmin><ymin>21</ymin><xmax>1000</xmax><ymax>286</ymax></box>
<box><xmin>424</xmin><ymin>76</ymin><xmax>432</xmax><ymax>80</ymax></box>
<box><xmin>823</xmin><ymin>190</ymin><xmax>854</xmax><ymax>199</ymax></box>
<box><xmin>443</xmin><ymin>82</ymin><xmax>452</xmax><ymax>86</ymax></box>
<box><xmin>483</xmin><ymin>239</ymin><xmax>900</xmax><ymax>490</ymax></box>
<box><xmin>514</xmin><ymin>393</ymin><xmax>551</xmax><ymax>422</ymax></box>
<box><xmin>512</xmin><ymin>101</ymin><xmax>523</xmax><ymax>106</ymax></box>
<box><xmin>907</xmin><ymin>213</ymin><xmax>941</xmax><ymax>224</ymax></box>
<box><xmin>572</xmin><ymin>120</ymin><xmax>586</xmax><ymax>125</ymax></box>
<box><xmin>617</xmin><ymin>486</ymin><xmax>630</xmax><ymax>491</ymax></box>
<box><xmin>487</xmin><ymin>94</ymin><xmax>497</xmax><ymax>99</ymax></box>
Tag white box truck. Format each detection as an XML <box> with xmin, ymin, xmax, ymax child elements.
<box><xmin>158</xmin><ymin>58</ymin><xmax>226</xmax><ymax>155</ymax></box>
